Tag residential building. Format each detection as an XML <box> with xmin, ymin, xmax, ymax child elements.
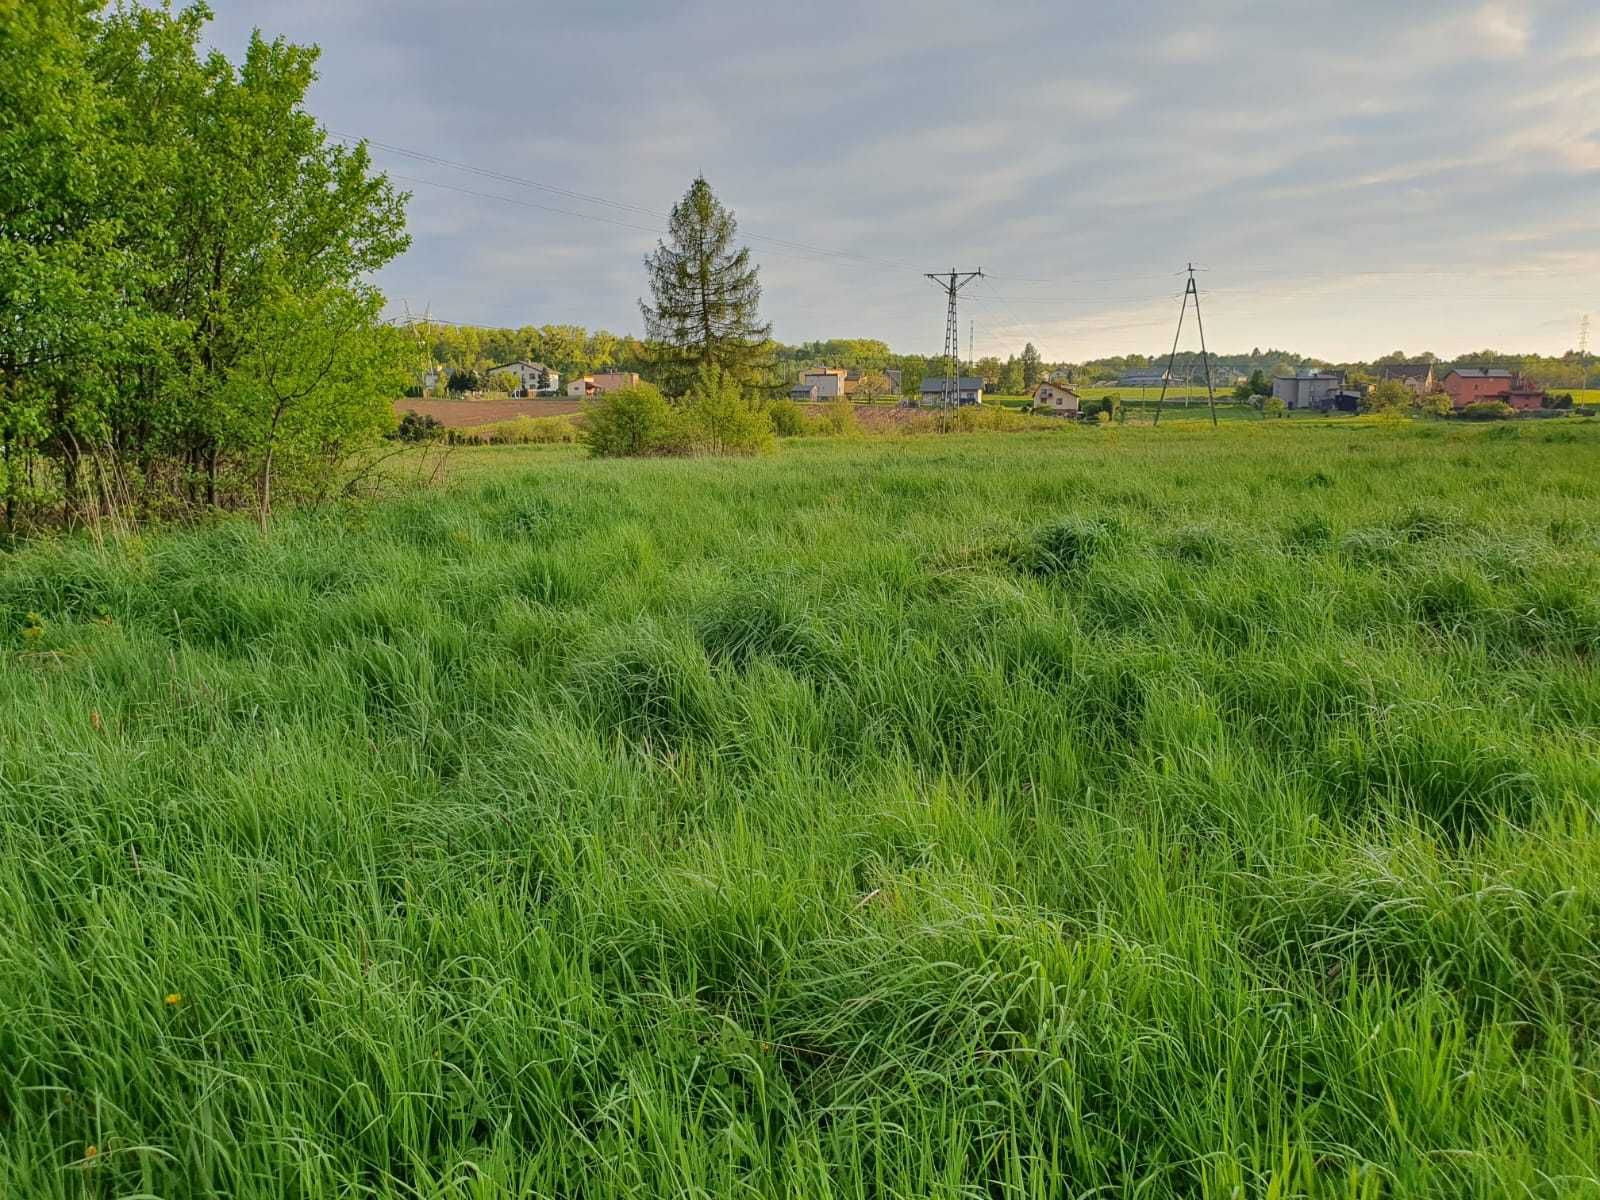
<box><xmin>801</xmin><ymin>367</ymin><xmax>849</xmax><ymax>399</ymax></box>
<box><xmin>1032</xmin><ymin>381</ymin><xmax>1080</xmax><ymax>416</ymax></box>
<box><xmin>884</xmin><ymin>368</ymin><xmax>903</xmax><ymax>392</ymax></box>
<box><xmin>918</xmin><ymin>376</ymin><xmax>984</xmax><ymax>406</ymax></box>
<box><xmin>485</xmin><ymin>360</ymin><xmax>559</xmax><ymax>394</ymax></box>
<box><xmin>788</xmin><ymin>383</ymin><xmax>820</xmax><ymax>403</ymax></box>
<box><xmin>1379</xmin><ymin>362</ymin><xmax>1436</xmax><ymax>395</ymax></box>
<box><xmin>1441</xmin><ymin>367</ymin><xmax>1545</xmax><ymax>411</ymax></box>
<box><xmin>1272</xmin><ymin>369</ymin><xmax>1345</xmax><ymax>410</ymax></box>
<box><xmin>566</xmin><ymin>370</ymin><xmax>642</xmax><ymax>399</ymax></box>
<box><xmin>591</xmin><ymin>371</ymin><xmax>640</xmax><ymax>393</ymax></box>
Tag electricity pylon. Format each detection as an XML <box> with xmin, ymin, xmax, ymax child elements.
<box><xmin>1154</xmin><ymin>264</ymin><xmax>1218</xmax><ymax>427</ymax></box>
<box><xmin>925</xmin><ymin>268</ymin><xmax>983</xmax><ymax>421</ymax></box>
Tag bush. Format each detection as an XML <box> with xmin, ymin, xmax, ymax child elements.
<box><xmin>819</xmin><ymin>396</ymin><xmax>857</xmax><ymax>436</ymax></box>
<box><xmin>581</xmin><ymin>384</ymin><xmax>683</xmax><ymax>457</ymax></box>
<box><xmin>1461</xmin><ymin>401</ymin><xmax>1516</xmax><ymax>421</ymax></box>
<box><xmin>460</xmin><ymin>415</ymin><xmax>578</xmax><ymax>445</ymax></box>
<box><xmin>1547</xmin><ymin>392</ymin><xmax>1574</xmax><ymax>410</ymax></box>
<box><xmin>393</xmin><ymin>410</ymin><xmax>444</xmax><ymax>442</ymax></box>
<box><xmin>682</xmin><ymin>365</ymin><xmax>773</xmax><ymax>456</ymax></box>
<box><xmin>768</xmin><ymin>399</ymin><xmax>807</xmax><ymax>437</ymax></box>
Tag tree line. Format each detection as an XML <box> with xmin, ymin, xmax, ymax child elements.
<box><xmin>1</xmin><ymin>2</ymin><xmax>413</xmax><ymax>532</ymax></box>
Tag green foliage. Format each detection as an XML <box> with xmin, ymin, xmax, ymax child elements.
<box><xmin>7</xmin><ymin>424</ymin><xmax>1597</xmax><ymax>1195</ymax></box>
<box><xmin>767</xmin><ymin>398</ymin><xmax>807</xmax><ymax>437</ymax></box>
<box><xmin>1263</xmin><ymin>394</ymin><xmax>1287</xmax><ymax>417</ymax></box>
<box><xmin>819</xmin><ymin>395</ymin><xmax>857</xmax><ymax>436</ymax></box>
<box><xmin>640</xmin><ymin>177</ymin><xmax>773</xmax><ymax>396</ymax></box>
<box><xmin>1462</xmin><ymin>400</ymin><xmax>1517</xmax><ymax>421</ymax></box>
<box><xmin>1019</xmin><ymin>341</ymin><xmax>1042</xmax><ymax>388</ymax></box>
<box><xmin>393</xmin><ymin>410</ymin><xmax>445</xmax><ymax>442</ymax></box>
<box><xmin>0</xmin><ymin>0</ymin><xmax>410</xmax><ymax>528</ymax></box>
<box><xmin>1362</xmin><ymin>379</ymin><xmax>1411</xmax><ymax>415</ymax></box>
<box><xmin>580</xmin><ymin>383</ymin><xmax>681</xmax><ymax>457</ymax></box>
<box><xmin>456</xmin><ymin>415</ymin><xmax>578</xmax><ymax>445</ymax></box>
<box><xmin>682</xmin><ymin>364</ymin><xmax>774</xmax><ymax>455</ymax></box>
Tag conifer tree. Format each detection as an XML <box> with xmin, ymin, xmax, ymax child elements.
<box><xmin>640</xmin><ymin>177</ymin><xmax>773</xmax><ymax>397</ymax></box>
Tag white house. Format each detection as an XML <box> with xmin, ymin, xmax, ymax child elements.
<box><xmin>1032</xmin><ymin>381</ymin><xmax>1080</xmax><ymax>416</ymax></box>
<box><xmin>485</xmin><ymin>360</ymin><xmax>559</xmax><ymax>394</ymax></box>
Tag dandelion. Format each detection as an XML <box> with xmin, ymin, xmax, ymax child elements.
<box><xmin>84</xmin><ymin>1145</ymin><xmax>98</xmax><ymax>1160</ymax></box>
<box><xmin>165</xmin><ymin>993</ymin><xmax>182</xmax><ymax>1006</ymax></box>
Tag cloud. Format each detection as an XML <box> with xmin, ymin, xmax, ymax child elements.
<box><xmin>202</xmin><ymin>0</ymin><xmax>1600</xmax><ymax>361</ymax></box>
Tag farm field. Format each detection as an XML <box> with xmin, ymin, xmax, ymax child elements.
<box><xmin>3</xmin><ymin>422</ymin><xmax>1600</xmax><ymax>1197</ymax></box>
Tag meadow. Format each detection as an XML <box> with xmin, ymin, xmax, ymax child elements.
<box><xmin>3</xmin><ymin>420</ymin><xmax>1599</xmax><ymax>1198</ymax></box>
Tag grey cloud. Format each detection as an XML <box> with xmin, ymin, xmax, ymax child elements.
<box><xmin>202</xmin><ymin>0</ymin><xmax>1600</xmax><ymax>360</ymax></box>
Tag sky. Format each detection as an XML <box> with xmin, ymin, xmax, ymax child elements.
<box><xmin>201</xmin><ymin>1</ymin><xmax>1600</xmax><ymax>363</ymax></box>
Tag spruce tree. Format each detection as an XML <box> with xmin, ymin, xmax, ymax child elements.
<box><xmin>640</xmin><ymin>177</ymin><xmax>773</xmax><ymax>397</ymax></box>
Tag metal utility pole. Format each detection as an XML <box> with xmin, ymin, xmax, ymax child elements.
<box><xmin>925</xmin><ymin>268</ymin><xmax>983</xmax><ymax>421</ymax></box>
<box><xmin>1154</xmin><ymin>264</ymin><xmax>1218</xmax><ymax>427</ymax></box>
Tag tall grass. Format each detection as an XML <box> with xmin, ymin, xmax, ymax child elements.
<box><xmin>2</xmin><ymin>421</ymin><xmax>1598</xmax><ymax>1197</ymax></box>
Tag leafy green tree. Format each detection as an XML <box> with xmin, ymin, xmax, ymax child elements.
<box><xmin>219</xmin><ymin>283</ymin><xmax>410</xmax><ymax>530</ymax></box>
<box><xmin>1362</xmin><ymin>379</ymin><xmax>1410</xmax><ymax>415</ymax></box>
<box><xmin>855</xmin><ymin>370</ymin><xmax>893</xmax><ymax>402</ymax></box>
<box><xmin>1020</xmin><ymin>342</ymin><xmax>1042</xmax><ymax>388</ymax></box>
<box><xmin>640</xmin><ymin>177</ymin><xmax>773</xmax><ymax>396</ymax></box>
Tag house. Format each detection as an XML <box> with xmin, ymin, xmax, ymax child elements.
<box><xmin>788</xmin><ymin>383</ymin><xmax>820</xmax><ymax>403</ymax></box>
<box><xmin>1380</xmin><ymin>362</ymin><xmax>1436</xmax><ymax>395</ymax></box>
<box><xmin>884</xmin><ymin>368</ymin><xmax>903</xmax><ymax>392</ymax></box>
<box><xmin>1273</xmin><ymin>369</ymin><xmax>1345</xmax><ymax>411</ymax></box>
<box><xmin>485</xmin><ymin>360</ymin><xmax>559</xmax><ymax>395</ymax></box>
<box><xmin>591</xmin><ymin>371</ymin><xmax>639</xmax><ymax>393</ymax></box>
<box><xmin>566</xmin><ymin>370</ymin><xmax>641</xmax><ymax>399</ymax></box>
<box><xmin>801</xmin><ymin>367</ymin><xmax>849</xmax><ymax>399</ymax></box>
<box><xmin>1032</xmin><ymin>381</ymin><xmax>1080</xmax><ymax>416</ymax></box>
<box><xmin>1116</xmin><ymin>369</ymin><xmax>1170</xmax><ymax>389</ymax></box>
<box><xmin>918</xmin><ymin>376</ymin><xmax>984</xmax><ymax>406</ymax></box>
<box><xmin>1441</xmin><ymin>367</ymin><xmax>1544</xmax><ymax>411</ymax></box>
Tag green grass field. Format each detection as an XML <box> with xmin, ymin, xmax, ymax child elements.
<box><xmin>4</xmin><ymin>422</ymin><xmax>1600</xmax><ymax>1197</ymax></box>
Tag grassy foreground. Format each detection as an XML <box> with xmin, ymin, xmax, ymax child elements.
<box><xmin>3</xmin><ymin>421</ymin><xmax>1599</xmax><ymax>1198</ymax></box>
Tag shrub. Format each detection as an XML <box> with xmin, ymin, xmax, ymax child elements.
<box><xmin>1547</xmin><ymin>392</ymin><xmax>1573</xmax><ymax>410</ymax></box>
<box><xmin>581</xmin><ymin>383</ymin><xmax>683</xmax><ymax>457</ymax></box>
<box><xmin>463</xmin><ymin>416</ymin><xmax>579</xmax><ymax>445</ymax></box>
<box><xmin>1461</xmin><ymin>400</ymin><xmax>1516</xmax><ymax>421</ymax></box>
<box><xmin>682</xmin><ymin>365</ymin><xmax>773</xmax><ymax>455</ymax></box>
<box><xmin>393</xmin><ymin>410</ymin><xmax>444</xmax><ymax>442</ymax></box>
<box><xmin>819</xmin><ymin>396</ymin><xmax>858</xmax><ymax>436</ymax></box>
<box><xmin>768</xmin><ymin>399</ymin><xmax>807</xmax><ymax>437</ymax></box>
<box><xmin>1417</xmin><ymin>394</ymin><xmax>1453</xmax><ymax>417</ymax></box>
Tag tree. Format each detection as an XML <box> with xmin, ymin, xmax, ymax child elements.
<box><xmin>855</xmin><ymin>370</ymin><xmax>893</xmax><ymax>402</ymax></box>
<box><xmin>1362</xmin><ymin>379</ymin><xmax>1410</xmax><ymax>415</ymax></box>
<box><xmin>999</xmin><ymin>360</ymin><xmax>1025</xmax><ymax>396</ymax></box>
<box><xmin>640</xmin><ymin>177</ymin><xmax>772</xmax><ymax>396</ymax></box>
<box><xmin>219</xmin><ymin>282</ymin><xmax>409</xmax><ymax>531</ymax></box>
<box><xmin>1020</xmin><ymin>342</ymin><xmax>1042</xmax><ymax>388</ymax></box>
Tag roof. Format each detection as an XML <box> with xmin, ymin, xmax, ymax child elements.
<box><xmin>1274</xmin><ymin>372</ymin><xmax>1343</xmax><ymax>381</ymax></box>
<box><xmin>919</xmin><ymin>376</ymin><xmax>984</xmax><ymax>393</ymax></box>
<box><xmin>1116</xmin><ymin>370</ymin><xmax>1169</xmax><ymax>381</ymax></box>
<box><xmin>1448</xmin><ymin>367</ymin><xmax>1513</xmax><ymax>379</ymax></box>
<box><xmin>1034</xmin><ymin>382</ymin><xmax>1079</xmax><ymax>396</ymax></box>
<box><xmin>486</xmin><ymin>360</ymin><xmax>554</xmax><ymax>373</ymax></box>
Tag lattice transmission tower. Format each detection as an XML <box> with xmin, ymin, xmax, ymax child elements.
<box><xmin>924</xmin><ymin>268</ymin><xmax>983</xmax><ymax>419</ymax></box>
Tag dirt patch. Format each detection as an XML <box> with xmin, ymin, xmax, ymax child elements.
<box><xmin>394</xmin><ymin>398</ymin><xmax>583</xmax><ymax>428</ymax></box>
<box><xmin>801</xmin><ymin>403</ymin><xmax>929</xmax><ymax>431</ymax></box>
